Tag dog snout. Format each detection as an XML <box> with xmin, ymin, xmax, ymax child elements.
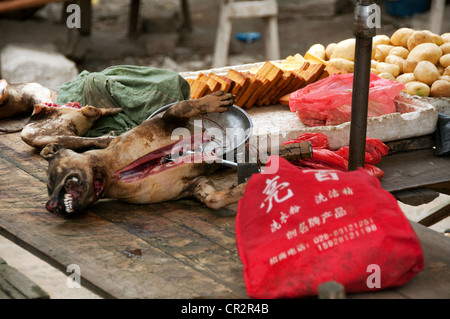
<box><xmin>45</xmin><ymin>198</ymin><xmax>61</xmax><ymax>214</ymax></box>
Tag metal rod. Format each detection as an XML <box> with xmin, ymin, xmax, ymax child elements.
<box><xmin>348</xmin><ymin>36</ymin><xmax>372</xmax><ymax>170</ymax></box>
<box><xmin>348</xmin><ymin>0</ymin><xmax>375</xmax><ymax>171</ymax></box>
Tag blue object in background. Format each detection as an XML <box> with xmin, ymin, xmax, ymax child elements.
<box><xmin>235</xmin><ymin>32</ymin><xmax>261</xmax><ymax>43</ymax></box>
<box><xmin>385</xmin><ymin>0</ymin><xmax>431</xmax><ymax>17</ymax></box>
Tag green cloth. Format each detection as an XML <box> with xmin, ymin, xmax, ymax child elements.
<box><xmin>56</xmin><ymin>65</ymin><xmax>190</xmax><ymax>137</ymax></box>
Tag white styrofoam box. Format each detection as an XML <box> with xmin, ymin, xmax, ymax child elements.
<box><xmin>247</xmin><ymin>93</ymin><xmax>438</xmax><ymax>150</ymax></box>
<box><xmin>419</xmin><ymin>96</ymin><xmax>450</xmax><ymax>116</ymax></box>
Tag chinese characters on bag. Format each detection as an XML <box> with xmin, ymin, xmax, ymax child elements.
<box><xmin>260</xmin><ymin>176</ymin><xmax>294</xmax><ymax>214</ymax></box>
<box><xmin>263</xmin><ymin>171</ymin><xmax>378</xmax><ymax>267</ymax></box>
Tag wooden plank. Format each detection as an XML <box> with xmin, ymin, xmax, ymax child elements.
<box><xmin>227</xmin><ymin>0</ymin><xmax>278</xmax><ymax>19</ymax></box>
<box><xmin>426</xmin><ymin>181</ymin><xmax>450</xmax><ymax>196</ymax></box>
<box><xmin>0</xmin><ymin>288</ymin><xmax>11</xmax><ymax>299</ymax></box>
<box><xmin>418</xmin><ymin>199</ymin><xmax>450</xmax><ymax>226</ymax></box>
<box><xmin>348</xmin><ymin>221</ymin><xmax>450</xmax><ymax>299</ymax></box>
<box><xmin>348</xmin><ymin>288</ymin><xmax>408</xmax><ymax>299</ymax></box>
<box><xmin>93</xmin><ymin>201</ymin><xmax>247</xmax><ymax>296</ymax></box>
<box><xmin>378</xmin><ymin>148</ymin><xmax>450</xmax><ymax>193</ymax></box>
<box><xmin>392</xmin><ymin>187</ymin><xmax>440</xmax><ymax>206</ymax></box>
<box><xmin>0</xmin><ymin>131</ymin><xmax>48</xmax><ymax>183</ymax></box>
<box><xmin>0</xmin><ymin>262</ymin><xmax>49</xmax><ymax>299</ymax></box>
<box><xmin>393</xmin><ymin>222</ymin><xmax>450</xmax><ymax>298</ymax></box>
<box><xmin>0</xmin><ymin>274</ymin><xmax>26</xmax><ymax>299</ymax></box>
<box><xmin>384</xmin><ymin>134</ymin><xmax>435</xmax><ymax>154</ymax></box>
<box><xmin>92</xmin><ymin>168</ymin><xmax>243</xmax><ymax>292</ymax></box>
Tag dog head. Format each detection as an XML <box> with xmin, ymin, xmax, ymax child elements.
<box><xmin>40</xmin><ymin>143</ymin><xmax>107</xmax><ymax>216</ymax></box>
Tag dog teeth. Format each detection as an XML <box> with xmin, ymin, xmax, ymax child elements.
<box><xmin>64</xmin><ymin>193</ymin><xmax>74</xmax><ymax>213</ymax></box>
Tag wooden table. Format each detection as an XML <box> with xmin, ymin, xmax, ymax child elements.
<box><xmin>0</xmin><ymin>117</ymin><xmax>449</xmax><ymax>299</ymax></box>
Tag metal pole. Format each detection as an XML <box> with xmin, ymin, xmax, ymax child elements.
<box><xmin>348</xmin><ymin>0</ymin><xmax>376</xmax><ymax>170</ymax></box>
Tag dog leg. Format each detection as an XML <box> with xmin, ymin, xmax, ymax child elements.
<box><xmin>25</xmin><ymin>135</ymin><xmax>116</xmax><ymax>150</ymax></box>
<box><xmin>162</xmin><ymin>91</ymin><xmax>234</xmax><ymax>123</ymax></box>
<box><xmin>185</xmin><ymin>176</ymin><xmax>247</xmax><ymax>209</ymax></box>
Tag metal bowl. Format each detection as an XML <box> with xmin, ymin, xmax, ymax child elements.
<box><xmin>148</xmin><ymin>103</ymin><xmax>253</xmax><ymax>159</ymax></box>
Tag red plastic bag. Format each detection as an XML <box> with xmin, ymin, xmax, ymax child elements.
<box><xmin>335</xmin><ymin>137</ymin><xmax>390</xmax><ymax>165</ymax></box>
<box><xmin>283</xmin><ymin>133</ymin><xmax>389</xmax><ymax>179</ymax></box>
<box><xmin>282</xmin><ymin>132</ymin><xmax>330</xmax><ymax>149</ymax></box>
<box><xmin>289</xmin><ymin>73</ymin><xmax>405</xmax><ymax>127</ymax></box>
<box><xmin>236</xmin><ymin>156</ymin><xmax>424</xmax><ymax>299</ymax></box>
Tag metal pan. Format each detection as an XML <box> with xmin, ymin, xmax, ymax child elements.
<box><xmin>147</xmin><ymin>102</ymin><xmax>254</xmax><ymax>159</ymax></box>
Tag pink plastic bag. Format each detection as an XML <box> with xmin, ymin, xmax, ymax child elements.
<box><xmin>289</xmin><ymin>73</ymin><xmax>405</xmax><ymax>127</ymax></box>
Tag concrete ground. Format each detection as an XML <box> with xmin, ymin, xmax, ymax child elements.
<box><xmin>0</xmin><ymin>0</ymin><xmax>449</xmax><ymax>299</ymax></box>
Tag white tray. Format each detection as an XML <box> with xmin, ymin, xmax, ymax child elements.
<box><xmin>247</xmin><ymin>93</ymin><xmax>438</xmax><ymax>150</ymax></box>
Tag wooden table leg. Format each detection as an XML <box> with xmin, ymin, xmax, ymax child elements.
<box><xmin>128</xmin><ymin>0</ymin><xmax>140</xmax><ymax>36</ymax></box>
<box><xmin>429</xmin><ymin>0</ymin><xmax>445</xmax><ymax>34</ymax></box>
<box><xmin>79</xmin><ymin>0</ymin><xmax>91</xmax><ymax>36</ymax></box>
<box><xmin>180</xmin><ymin>0</ymin><xmax>192</xmax><ymax>31</ymax></box>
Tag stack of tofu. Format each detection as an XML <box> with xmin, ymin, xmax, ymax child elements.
<box><xmin>185</xmin><ymin>53</ymin><xmax>345</xmax><ymax>108</ymax></box>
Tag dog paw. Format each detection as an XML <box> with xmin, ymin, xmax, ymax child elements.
<box><xmin>201</xmin><ymin>91</ymin><xmax>234</xmax><ymax>113</ymax></box>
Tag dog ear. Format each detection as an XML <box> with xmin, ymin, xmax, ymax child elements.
<box><xmin>40</xmin><ymin>143</ymin><xmax>64</xmax><ymax>161</ymax></box>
